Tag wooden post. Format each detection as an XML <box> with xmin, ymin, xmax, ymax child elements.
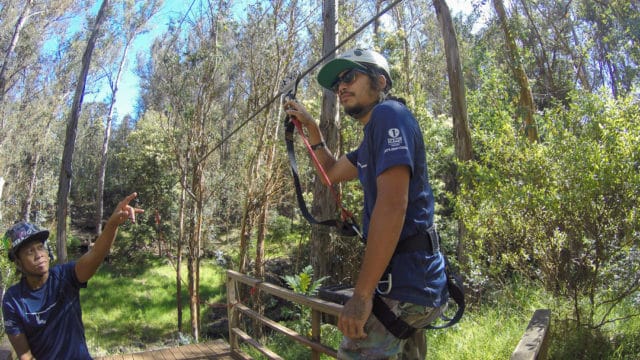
<box><xmin>227</xmin><ymin>271</ymin><xmax>240</xmax><ymax>352</ymax></box>
<box><xmin>311</xmin><ymin>309</ymin><xmax>321</xmax><ymax>360</ymax></box>
<box><xmin>511</xmin><ymin>309</ymin><xmax>551</xmax><ymax>360</ymax></box>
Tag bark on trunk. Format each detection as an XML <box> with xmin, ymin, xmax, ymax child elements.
<box><xmin>434</xmin><ymin>0</ymin><xmax>474</xmax><ymax>263</ymax></box>
<box><xmin>312</xmin><ymin>0</ymin><xmax>340</xmax><ymax>279</ymax></box>
<box><xmin>0</xmin><ymin>0</ymin><xmax>34</xmax><ymax>103</ymax></box>
<box><xmin>177</xmin><ymin>174</ymin><xmax>186</xmax><ymax>332</ymax></box>
<box><xmin>95</xmin><ymin>41</ymin><xmax>131</xmax><ymax>236</ymax></box>
<box><xmin>493</xmin><ymin>0</ymin><xmax>538</xmax><ymax>142</ymax></box>
<box><xmin>56</xmin><ymin>0</ymin><xmax>109</xmax><ymax>263</ymax></box>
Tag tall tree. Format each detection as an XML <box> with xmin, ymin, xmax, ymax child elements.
<box><xmin>94</xmin><ymin>0</ymin><xmax>162</xmax><ymax>236</ymax></box>
<box><xmin>433</xmin><ymin>0</ymin><xmax>473</xmax><ymax>262</ymax></box>
<box><xmin>493</xmin><ymin>0</ymin><xmax>538</xmax><ymax>142</ymax></box>
<box><xmin>311</xmin><ymin>0</ymin><xmax>340</xmax><ymax>279</ymax></box>
<box><xmin>56</xmin><ymin>0</ymin><xmax>110</xmax><ymax>263</ymax></box>
<box><xmin>0</xmin><ymin>0</ymin><xmax>34</xmax><ymax>104</ymax></box>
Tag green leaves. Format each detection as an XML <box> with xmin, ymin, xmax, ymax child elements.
<box><xmin>281</xmin><ymin>265</ymin><xmax>328</xmax><ymax>297</ymax></box>
<box><xmin>459</xmin><ymin>90</ymin><xmax>640</xmax><ymax>328</ymax></box>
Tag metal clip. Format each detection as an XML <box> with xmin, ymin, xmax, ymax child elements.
<box><xmin>280</xmin><ymin>71</ymin><xmax>300</xmax><ymax>102</ymax></box>
<box><xmin>376</xmin><ymin>273</ymin><xmax>393</xmax><ymax>295</ymax></box>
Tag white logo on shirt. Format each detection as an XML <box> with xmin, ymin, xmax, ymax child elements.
<box><xmin>387</xmin><ymin>128</ymin><xmax>403</xmax><ymax>146</ymax></box>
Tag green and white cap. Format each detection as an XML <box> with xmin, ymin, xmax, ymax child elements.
<box><xmin>317</xmin><ymin>48</ymin><xmax>392</xmax><ymax>92</ymax></box>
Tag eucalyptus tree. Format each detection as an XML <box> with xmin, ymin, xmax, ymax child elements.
<box><xmin>0</xmin><ymin>0</ymin><xmax>80</xmax><ymax>104</ymax></box>
<box><xmin>56</xmin><ymin>0</ymin><xmax>110</xmax><ymax>263</ymax></box>
<box><xmin>493</xmin><ymin>0</ymin><xmax>538</xmax><ymax>142</ymax></box>
<box><xmin>0</xmin><ymin>0</ymin><xmax>80</xmax><ymax>227</ymax></box>
<box><xmin>432</xmin><ymin>0</ymin><xmax>472</xmax><ymax>262</ymax></box>
<box><xmin>577</xmin><ymin>0</ymin><xmax>639</xmax><ymax>98</ymax></box>
<box><xmin>232</xmin><ymin>0</ymin><xmax>308</xmax><ymax>280</ymax></box>
<box><xmin>138</xmin><ymin>0</ymin><xmax>239</xmax><ymax>340</ymax></box>
<box><xmin>93</xmin><ymin>0</ymin><xmax>162</xmax><ymax>237</ymax></box>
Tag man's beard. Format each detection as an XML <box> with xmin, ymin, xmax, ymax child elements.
<box><xmin>345</xmin><ymin>102</ymin><xmax>377</xmax><ymax>119</ymax></box>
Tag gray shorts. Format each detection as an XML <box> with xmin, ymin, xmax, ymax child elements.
<box><xmin>338</xmin><ymin>297</ymin><xmax>446</xmax><ymax>359</ymax></box>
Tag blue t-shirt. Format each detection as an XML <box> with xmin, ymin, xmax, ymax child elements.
<box><xmin>2</xmin><ymin>262</ymin><xmax>91</xmax><ymax>359</ymax></box>
<box><xmin>346</xmin><ymin>100</ymin><xmax>448</xmax><ymax>307</ymax></box>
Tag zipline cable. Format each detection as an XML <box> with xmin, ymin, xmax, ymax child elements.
<box><xmin>205</xmin><ymin>0</ymin><xmax>405</xmax><ymax>156</ymax></box>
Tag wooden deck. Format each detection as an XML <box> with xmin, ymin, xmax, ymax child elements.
<box><xmin>95</xmin><ymin>339</ymin><xmax>240</xmax><ymax>360</ymax></box>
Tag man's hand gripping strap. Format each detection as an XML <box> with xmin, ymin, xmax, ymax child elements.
<box><xmin>282</xmin><ymin>74</ymin><xmax>362</xmax><ymax>239</ymax></box>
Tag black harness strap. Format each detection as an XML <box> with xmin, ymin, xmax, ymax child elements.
<box><xmin>371</xmin><ymin>228</ymin><xmax>465</xmax><ymax>336</ymax></box>
<box><xmin>282</xmin><ymin>79</ymin><xmax>363</xmax><ymax>239</ymax></box>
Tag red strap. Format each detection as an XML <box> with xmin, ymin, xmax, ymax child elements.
<box><xmin>291</xmin><ymin>118</ymin><xmax>356</xmax><ymax>222</ymax></box>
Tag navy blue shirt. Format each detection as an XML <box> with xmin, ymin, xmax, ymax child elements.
<box><xmin>2</xmin><ymin>262</ymin><xmax>92</xmax><ymax>359</ymax></box>
<box><xmin>346</xmin><ymin>99</ymin><xmax>448</xmax><ymax>307</ymax></box>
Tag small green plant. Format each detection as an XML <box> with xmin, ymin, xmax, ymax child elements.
<box><xmin>281</xmin><ymin>265</ymin><xmax>328</xmax><ymax>336</ymax></box>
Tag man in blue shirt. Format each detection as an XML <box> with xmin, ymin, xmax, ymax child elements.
<box><xmin>284</xmin><ymin>48</ymin><xmax>448</xmax><ymax>358</ymax></box>
<box><xmin>2</xmin><ymin>193</ymin><xmax>143</xmax><ymax>360</ymax></box>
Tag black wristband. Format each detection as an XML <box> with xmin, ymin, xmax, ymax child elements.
<box><xmin>311</xmin><ymin>141</ymin><xmax>326</xmax><ymax>150</ymax></box>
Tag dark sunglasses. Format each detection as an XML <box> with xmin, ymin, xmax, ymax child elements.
<box><xmin>331</xmin><ymin>68</ymin><xmax>369</xmax><ymax>92</ymax></box>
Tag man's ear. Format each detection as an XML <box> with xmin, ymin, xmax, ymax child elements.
<box><xmin>377</xmin><ymin>74</ymin><xmax>387</xmax><ymax>91</ymax></box>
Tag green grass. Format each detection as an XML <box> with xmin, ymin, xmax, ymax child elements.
<box><xmin>81</xmin><ymin>254</ymin><xmax>640</xmax><ymax>359</ymax></box>
<box><xmin>81</xmin><ymin>254</ymin><xmax>226</xmax><ymax>356</ymax></box>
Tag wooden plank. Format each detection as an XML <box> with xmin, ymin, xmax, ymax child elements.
<box><xmin>181</xmin><ymin>344</ymin><xmax>202</xmax><ymax>358</ymax></box>
<box><xmin>231</xmin><ymin>349</ymin><xmax>253</xmax><ymax>360</ymax></box>
<box><xmin>145</xmin><ymin>349</ymin><xmax>168</xmax><ymax>360</ymax></box>
<box><xmin>235</xmin><ymin>303</ymin><xmax>338</xmax><ymax>358</ymax></box>
<box><xmin>94</xmin><ymin>340</ymin><xmax>235</xmax><ymax>359</ymax></box>
<box><xmin>232</xmin><ymin>328</ymin><xmax>282</xmax><ymax>360</ymax></box>
<box><xmin>196</xmin><ymin>341</ymin><xmax>231</xmax><ymax>356</ymax></box>
<box><xmin>227</xmin><ymin>270</ymin><xmax>343</xmax><ymax>317</ymax></box>
<box><xmin>511</xmin><ymin>309</ymin><xmax>551</xmax><ymax>360</ymax></box>
<box><xmin>168</xmin><ymin>345</ymin><xmax>189</xmax><ymax>360</ymax></box>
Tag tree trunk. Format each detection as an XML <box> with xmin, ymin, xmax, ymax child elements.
<box><xmin>569</xmin><ymin>18</ymin><xmax>592</xmax><ymax>92</ymax></box>
<box><xmin>254</xmin><ymin>197</ymin><xmax>268</xmax><ymax>340</ymax></box>
<box><xmin>95</xmin><ymin>40</ymin><xmax>131</xmax><ymax>236</ymax></box>
<box><xmin>188</xmin><ymin>160</ymin><xmax>204</xmax><ymax>342</ymax></box>
<box><xmin>0</xmin><ymin>176</ymin><xmax>5</xmax><ymax>223</ymax></box>
<box><xmin>238</xmin><ymin>197</ymin><xmax>252</xmax><ymax>274</ymax></box>
<box><xmin>0</xmin><ymin>0</ymin><xmax>33</xmax><ymax>103</ymax></box>
<box><xmin>177</xmin><ymin>172</ymin><xmax>186</xmax><ymax>332</ymax></box>
<box><xmin>312</xmin><ymin>0</ymin><xmax>340</xmax><ymax>280</ymax></box>
<box><xmin>20</xmin><ymin>152</ymin><xmax>40</xmax><ymax>222</ymax></box>
<box><xmin>56</xmin><ymin>0</ymin><xmax>109</xmax><ymax>263</ymax></box>
<box><xmin>433</xmin><ymin>0</ymin><xmax>474</xmax><ymax>263</ymax></box>
<box><xmin>493</xmin><ymin>0</ymin><xmax>538</xmax><ymax>142</ymax></box>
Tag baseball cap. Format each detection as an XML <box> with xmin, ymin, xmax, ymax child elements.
<box><xmin>317</xmin><ymin>48</ymin><xmax>392</xmax><ymax>91</ymax></box>
<box><xmin>3</xmin><ymin>222</ymin><xmax>50</xmax><ymax>261</ymax></box>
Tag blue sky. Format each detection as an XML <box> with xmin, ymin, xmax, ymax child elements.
<box><xmin>109</xmin><ymin>0</ymin><xmax>478</xmax><ymax>122</ymax></box>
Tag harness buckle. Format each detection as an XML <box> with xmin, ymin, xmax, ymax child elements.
<box><xmin>376</xmin><ymin>273</ymin><xmax>393</xmax><ymax>295</ymax></box>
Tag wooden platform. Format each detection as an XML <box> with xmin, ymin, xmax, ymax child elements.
<box><xmin>96</xmin><ymin>339</ymin><xmax>240</xmax><ymax>360</ymax></box>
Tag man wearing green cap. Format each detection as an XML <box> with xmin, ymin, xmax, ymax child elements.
<box><xmin>2</xmin><ymin>193</ymin><xmax>143</xmax><ymax>360</ymax></box>
<box><xmin>284</xmin><ymin>48</ymin><xmax>449</xmax><ymax>359</ymax></box>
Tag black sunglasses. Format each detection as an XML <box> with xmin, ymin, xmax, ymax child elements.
<box><xmin>331</xmin><ymin>68</ymin><xmax>369</xmax><ymax>92</ymax></box>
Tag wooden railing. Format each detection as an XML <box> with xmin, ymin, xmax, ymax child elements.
<box><xmin>226</xmin><ymin>270</ymin><xmax>344</xmax><ymax>360</ymax></box>
<box><xmin>510</xmin><ymin>309</ymin><xmax>551</xmax><ymax>360</ymax></box>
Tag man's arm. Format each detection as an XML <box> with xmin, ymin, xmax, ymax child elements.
<box><xmin>75</xmin><ymin>193</ymin><xmax>143</xmax><ymax>283</ymax></box>
<box><xmin>283</xmin><ymin>99</ymin><xmax>358</xmax><ymax>184</ymax></box>
<box><xmin>337</xmin><ymin>165</ymin><xmax>410</xmax><ymax>339</ymax></box>
<box><xmin>7</xmin><ymin>333</ymin><xmax>35</xmax><ymax>360</ymax></box>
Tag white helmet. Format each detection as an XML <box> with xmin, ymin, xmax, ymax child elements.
<box><xmin>317</xmin><ymin>48</ymin><xmax>392</xmax><ymax>92</ymax></box>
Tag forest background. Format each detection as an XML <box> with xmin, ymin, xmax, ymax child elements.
<box><xmin>0</xmin><ymin>0</ymin><xmax>638</xmax><ymax>359</ymax></box>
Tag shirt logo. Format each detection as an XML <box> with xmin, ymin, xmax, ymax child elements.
<box><xmin>387</xmin><ymin>128</ymin><xmax>403</xmax><ymax>147</ymax></box>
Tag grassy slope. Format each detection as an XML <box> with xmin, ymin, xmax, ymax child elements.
<box><xmin>82</xmin><ymin>255</ymin><xmax>639</xmax><ymax>359</ymax></box>
<box><xmin>82</xmin><ymin>255</ymin><xmax>225</xmax><ymax>356</ymax></box>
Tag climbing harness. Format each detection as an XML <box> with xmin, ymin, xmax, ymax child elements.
<box><xmin>281</xmin><ymin>74</ymin><xmax>363</xmax><ymax>239</ymax></box>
